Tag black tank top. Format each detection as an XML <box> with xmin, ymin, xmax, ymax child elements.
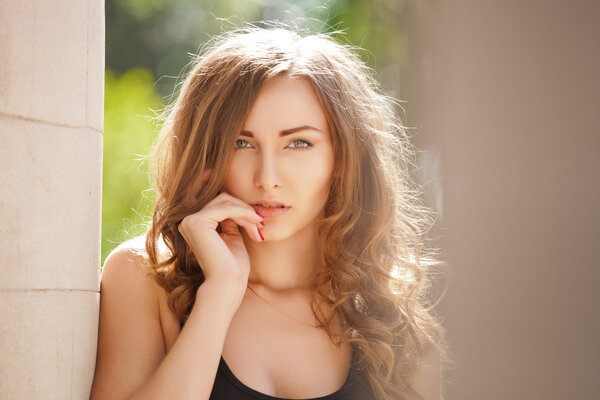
<box><xmin>180</xmin><ymin>322</ymin><xmax>375</xmax><ymax>399</ymax></box>
<box><xmin>210</xmin><ymin>347</ymin><xmax>375</xmax><ymax>400</ymax></box>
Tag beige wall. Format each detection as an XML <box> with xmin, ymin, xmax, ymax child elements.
<box><xmin>0</xmin><ymin>1</ymin><xmax>104</xmax><ymax>398</ymax></box>
<box><xmin>404</xmin><ymin>1</ymin><xmax>600</xmax><ymax>399</ymax></box>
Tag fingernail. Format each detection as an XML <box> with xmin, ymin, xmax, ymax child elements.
<box><xmin>257</xmin><ymin>228</ymin><xmax>264</xmax><ymax>241</ymax></box>
<box><xmin>260</xmin><ymin>221</ymin><xmax>265</xmax><ymax>226</ymax></box>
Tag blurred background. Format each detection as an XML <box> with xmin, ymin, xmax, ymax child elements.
<box><xmin>102</xmin><ymin>0</ymin><xmax>600</xmax><ymax>399</ymax></box>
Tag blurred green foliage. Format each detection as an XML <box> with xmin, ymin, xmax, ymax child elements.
<box><xmin>102</xmin><ymin>0</ymin><xmax>412</xmax><ymax>265</ymax></box>
<box><xmin>102</xmin><ymin>68</ymin><xmax>163</xmax><ymax>263</ymax></box>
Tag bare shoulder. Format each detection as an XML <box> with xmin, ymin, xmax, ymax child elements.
<box><xmin>103</xmin><ymin>236</ymin><xmax>150</xmax><ymax>275</ymax></box>
<box><xmin>98</xmin><ymin>236</ymin><xmax>162</xmax><ymax>310</ymax></box>
<box><xmin>90</xmin><ymin>236</ymin><xmax>166</xmax><ymax>400</ymax></box>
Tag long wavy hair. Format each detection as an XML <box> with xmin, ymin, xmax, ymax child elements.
<box><xmin>142</xmin><ymin>24</ymin><xmax>446</xmax><ymax>400</ymax></box>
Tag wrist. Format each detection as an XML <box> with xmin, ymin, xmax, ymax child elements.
<box><xmin>195</xmin><ymin>279</ymin><xmax>246</xmax><ymax>315</ymax></box>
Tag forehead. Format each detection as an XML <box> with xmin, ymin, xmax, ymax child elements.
<box><xmin>242</xmin><ymin>75</ymin><xmax>330</xmax><ymax>136</ymax></box>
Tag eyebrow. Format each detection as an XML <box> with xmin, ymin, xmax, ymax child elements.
<box><xmin>239</xmin><ymin>125</ymin><xmax>323</xmax><ymax>138</ymax></box>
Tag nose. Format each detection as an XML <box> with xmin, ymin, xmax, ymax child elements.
<box><xmin>254</xmin><ymin>152</ymin><xmax>281</xmax><ymax>191</ymax></box>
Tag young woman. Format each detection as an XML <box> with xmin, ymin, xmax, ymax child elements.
<box><xmin>90</xmin><ymin>25</ymin><xmax>445</xmax><ymax>400</ymax></box>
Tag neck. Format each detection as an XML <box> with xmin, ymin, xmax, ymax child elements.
<box><xmin>242</xmin><ymin>223</ymin><xmax>323</xmax><ymax>293</ymax></box>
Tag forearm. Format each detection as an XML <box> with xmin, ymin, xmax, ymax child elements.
<box><xmin>129</xmin><ymin>281</ymin><xmax>239</xmax><ymax>400</ymax></box>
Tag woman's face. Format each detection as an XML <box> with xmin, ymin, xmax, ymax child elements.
<box><xmin>222</xmin><ymin>75</ymin><xmax>335</xmax><ymax>241</ymax></box>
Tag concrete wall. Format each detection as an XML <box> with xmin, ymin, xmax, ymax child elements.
<box><xmin>404</xmin><ymin>1</ymin><xmax>600</xmax><ymax>399</ymax></box>
<box><xmin>0</xmin><ymin>1</ymin><xmax>104</xmax><ymax>398</ymax></box>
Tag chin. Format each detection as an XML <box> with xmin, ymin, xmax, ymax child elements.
<box><xmin>266</xmin><ymin>220</ymin><xmax>318</xmax><ymax>242</ymax></box>
<box><xmin>259</xmin><ymin>228</ymin><xmax>291</xmax><ymax>242</ymax></box>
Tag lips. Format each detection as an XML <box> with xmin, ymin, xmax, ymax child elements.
<box><xmin>251</xmin><ymin>201</ymin><xmax>290</xmax><ymax>218</ymax></box>
<box><xmin>251</xmin><ymin>200</ymin><xmax>289</xmax><ymax>207</ymax></box>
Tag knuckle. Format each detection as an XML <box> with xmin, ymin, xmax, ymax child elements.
<box><xmin>179</xmin><ymin>213</ymin><xmax>201</xmax><ymax>231</ymax></box>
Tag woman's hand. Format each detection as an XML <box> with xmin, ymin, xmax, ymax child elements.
<box><xmin>177</xmin><ymin>187</ymin><xmax>264</xmax><ymax>298</ymax></box>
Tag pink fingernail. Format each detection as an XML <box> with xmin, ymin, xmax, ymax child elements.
<box><xmin>257</xmin><ymin>228</ymin><xmax>264</xmax><ymax>241</ymax></box>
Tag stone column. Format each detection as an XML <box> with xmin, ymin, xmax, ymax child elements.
<box><xmin>0</xmin><ymin>1</ymin><xmax>104</xmax><ymax>398</ymax></box>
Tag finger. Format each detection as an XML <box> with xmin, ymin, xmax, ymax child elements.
<box><xmin>221</xmin><ymin>218</ymin><xmax>263</xmax><ymax>242</ymax></box>
<box><xmin>221</xmin><ymin>214</ymin><xmax>263</xmax><ymax>241</ymax></box>
<box><xmin>242</xmin><ymin>223</ymin><xmax>264</xmax><ymax>242</ymax></box>
<box><xmin>204</xmin><ymin>202</ymin><xmax>264</xmax><ymax>227</ymax></box>
<box><xmin>214</xmin><ymin>191</ymin><xmax>257</xmax><ymax>213</ymax></box>
<box><xmin>209</xmin><ymin>206</ymin><xmax>262</xmax><ymax>238</ymax></box>
<box><xmin>219</xmin><ymin>218</ymin><xmax>240</xmax><ymax>236</ymax></box>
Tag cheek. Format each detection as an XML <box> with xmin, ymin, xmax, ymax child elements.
<box><xmin>298</xmin><ymin>151</ymin><xmax>335</xmax><ymax>199</ymax></box>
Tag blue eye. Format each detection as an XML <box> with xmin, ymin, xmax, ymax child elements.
<box><xmin>234</xmin><ymin>139</ymin><xmax>252</xmax><ymax>149</ymax></box>
<box><xmin>234</xmin><ymin>138</ymin><xmax>314</xmax><ymax>151</ymax></box>
<box><xmin>288</xmin><ymin>139</ymin><xmax>313</xmax><ymax>150</ymax></box>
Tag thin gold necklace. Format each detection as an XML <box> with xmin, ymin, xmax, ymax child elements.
<box><xmin>246</xmin><ymin>284</ymin><xmax>320</xmax><ymax>329</ymax></box>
